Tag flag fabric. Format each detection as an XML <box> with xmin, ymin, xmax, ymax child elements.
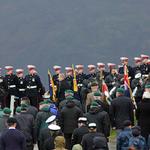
<box><xmin>72</xmin><ymin>64</ymin><xmax>78</xmax><ymax>92</ymax></box>
<box><xmin>48</xmin><ymin>69</ymin><xmax>57</xmax><ymax>102</ymax></box>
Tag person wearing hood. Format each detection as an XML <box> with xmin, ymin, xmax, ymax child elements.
<box><xmin>85</xmin><ymin>101</ymin><xmax>110</xmax><ymax>138</ymax></box>
<box><xmin>136</xmin><ymin>84</ymin><xmax>150</xmax><ymax>143</ymax></box>
<box><xmin>60</xmin><ymin>98</ymin><xmax>83</xmax><ymax>150</ymax></box>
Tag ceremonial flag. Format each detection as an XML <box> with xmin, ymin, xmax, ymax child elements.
<box><xmin>72</xmin><ymin>64</ymin><xmax>78</xmax><ymax>92</ymax></box>
<box><xmin>48</xmin><ymin>69</ymin><xmax>57</xmax><ymax>102</ymax></box>
<box><xmin>102</xmin><ymin>80</ymin><xmax>109</xmax><ymax>98</ymax></box>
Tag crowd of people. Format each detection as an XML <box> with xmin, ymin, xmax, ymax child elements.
<box><xmin>0</xmin><ymin>54</ymin><xmax>150</xmax><ymax>150</ymax></box>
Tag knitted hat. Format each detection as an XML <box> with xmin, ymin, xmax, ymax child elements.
<box><xmin>21</xmin><ymin>104</ymin><xmax>28</xmax><ymax>111</ymax></box>
<box><xmin>3</xmin><ymin>107</ymin><xmax>11</xmax><ymax>114</ymax></box>
<box><xmin>65</xmin><ymin>90</ymin><xmax>74</xmax><ymax>96</ymax></box>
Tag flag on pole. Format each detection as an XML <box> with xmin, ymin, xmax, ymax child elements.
<box><xmin>72</xmin><ymin>64</ymin><xmax>78</xmax><ymax>92</ymax></box>
<box><xmin>48</xmin><ymin>69</ymin><xmax>57</xmax><ymax>102</ymax></box>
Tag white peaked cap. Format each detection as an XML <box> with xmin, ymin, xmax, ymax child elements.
<box><xmin>97</xmin><ymin>62</ymin><xmax>105</xmax><ymax>67</ymax></box>
<box><xmin>120</xmin><ymin>57</ymin><xmax>128</xmax><ymax>61</ymax></box>
<box><xmin>27</xmin><ymin>65</ymin><xmax>36</xmax><ymax>69</ymax></box>
<box><xmin>48</xmin><ymin>124</ymin><xmax>61</xmax><ymax>131</ymax></box>
<box><xmin>5</xmin><ymin>66</ymin><xmax>13</xmax><ymax>70</ymax></box>
<box><xmin>88</xmin><ymin>123</ymin><xmax>97</xmax><ymax>128</ymax></box>
<box><xmin>78</xmin><ymin>117</ymin><xmax>87</xmax><ymax>122</ymax></box>
<box><xmin>107</xmin><ymin>63</ymin><xmax>116</xmax><ymax>67</ymax></box>
<box><xmin>75</xmin><ymin>64</ymin><xmax>84</xmax><ymax>69</ymax></box>
<box><xmin>53</xmin><ymin>65</ymin><xmax>61</xmax><ymax>70</ymax></box>
<box><xmin>140</xmin><ymin>54</ymin><xmax>149</xmax><ymax>59</ymax></box>
<box><xmin>46</xmin><ymin>115</ymin><xmax>56</xmax><ymax>124</ymax></box>
<box><xmin>135</xmin><ymin>73</ymin><xmax>142</xmax><ymax>79</ymax></box>
<box><xmin>88</xmin><ymin>65</ymin><xmax>96</xmax><ymax>68</ymax></box>
<box><xmin>16</xmin><ymin>69</ymin><xmax>24</xmax><ymax>73</ymax></box>
<box><xmin>65</xmin><ymin>67</ymin><xmax>72</xmax><ymax>71</ymax></box>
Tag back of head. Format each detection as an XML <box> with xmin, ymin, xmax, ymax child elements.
<box><xmin>54</xmin><ymin>136</ymin><xmax>66</xmax><ymax>148</ymax></box>
<box><xmin>93</xmin><ymin>136</ymin><xmax>107</xmax><ymax>149</ymax></box>
<box><xmin>7</xmin><ymin>117</ymin><xmax>17</xmax><ymax>127</ymax></box>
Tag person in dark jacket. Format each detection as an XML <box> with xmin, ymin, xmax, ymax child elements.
<box><xmin>136</xmin><ymin>85</ymin><xmax>150</xmax><ymax>143</ymax></box>
<box><xmin>35</xmin><ymin>101</ymin><xmax>52</xmax><ymax>149</ymax></box>
<box><xmin>82</xmin><ymin>123</ymin><xmax>108</xmax><ymax>150</ymax></box>
<box><xmin>117</xmin><ymin>120</ymin><xmax>133</xmax><ymax>150</ymax></box>
<box><xmin>39</xmin><ymin>115</ymin><xmax>56</xmax><ymax>150</ymax></box>
<box><xmin>25</xmin><ymin>65</ymin><xmax>44</xmax><ymax>108</ymax></box>
<box><xmin>60</xmin><ymin>99</ymin><xmax>83</xmax><ymax>149</ymax></box>
<box><xmin>85</xmin><ymin>101</ymin><xmax>110</xmax><ymax>138</ymax></box>
<box><xmin>0</xmin><ymin>117</ymin><xmax>26</xmax><ymax>150</ymax></box>
<box><xmin>15</xmin><ymin>104</ymin><xmax>35</xmax><ymax>150</ymax></box>
<box><xmin>4</xmin><ymin>66</ymin><xmax>19</xmax><ymax>107</ymax></box>
<box><xmin>109</xmin><ymin>88</ymin><xmax>134</xmax><ymax>130</ymax></box>
<box><xmin>43</xmin><ymin>124</ymin><xmax>62</xmax><ymax>150</ymax></box>
<box><xmin>0</xmin><ymin>107</ymin><xmax>11</xmax><ymax>133</ymax></box>
<box><xmin>71</xmin><ymin>117</ymin><xmax>89</xmax><ymax>147</ymax></box>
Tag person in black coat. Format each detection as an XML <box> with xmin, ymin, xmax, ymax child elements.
<box><xmin>15</xmin><ymin>104</ymin><xmax>36</xmax><ymax>150</ymax></box>
<box><xmin>81</xmin><ymin>123</ymin><xmax>108</xmax><ymax>150</ymax></box>
<box><xmin>60</xmin><ymin>100</ymin><xmax>83</xmax><ymax>149</ymax></box>
<box><xmin>71</xmin><ymin>117</ymin><xmax>89</xmax><ymax>147</ymax></box>
<box><xmin>0</xmin><ymin>117</ymin><xmax>26</xmax><ymax>150</ymax></box>
<box><xmin>136</xmin><ymin>88</ymin><xmax>150</xmax><ymax>143</ymax></box>
<box><xmin>109</xmin><ymin>88</ymin><xmax>134</xmax><ymax>130</ymax></box>
<box><xmin>85</xmin><ymin>101</ymin><xmax>110</xmax><ymax>138</ymax></box>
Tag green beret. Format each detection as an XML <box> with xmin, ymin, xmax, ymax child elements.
<box><xmin>116</xmin><ymin>88</ymin><xmax>125</xmax><ymax>94</ymax></box>
<box><xmin>90</xmin><ymin>101</ymin><xmax>99</xmax><ymax>108</ymax></box>
<box><xmin>16</xmin><ymin>107</ymin><xmax>21</xmax><ymax>113</ymax></box>
<box><xmin>91</xmin><ymin>81</ymin><xmax>98</xmax><ymax>87</ymax></box>
<box><xmin>39</xmin><ymin>101</ymin><xmax>47</xmax><ymax>105</ymax></box>
<box><xmin>94</xmin><ymin>91</ymin><xmax>102</xmax><ymax>97</ymax></box>
<box><xmin>65</xmin><ymin>90</ymin><xmax>74</xmax><ymax>96</ymax></box>
<box><xmin>3</xmin><ymin>107</ymin><xmax>11</xmax><ymax>114</ymax></box>
<box><xmin>145</xmin><ymin>84</ymin><xmax>150</xmax><ymax>89</ymax></box>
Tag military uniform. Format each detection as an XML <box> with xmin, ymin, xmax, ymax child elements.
<box><xmin>4</xmin><ymin>66</ymin><xmax>19</xmax><ymax>107</ymax></box>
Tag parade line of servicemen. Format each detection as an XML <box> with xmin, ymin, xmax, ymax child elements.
<box><xmin>0</xmin><ymin>54</ymin><xmax>150</xmax><ymax>150</ymax></box>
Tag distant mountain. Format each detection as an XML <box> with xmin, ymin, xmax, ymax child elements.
<box><xmin>0</xmin><ymin>0</ymin><xmax>149</xmax><ymax>87</ymax></box>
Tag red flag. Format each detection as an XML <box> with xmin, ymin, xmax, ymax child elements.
<box><xmin>102</xmin><ymin>80</ymin><xmax>109</xmax><ymax>97</ymax></box>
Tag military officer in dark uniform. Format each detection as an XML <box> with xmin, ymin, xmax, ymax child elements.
<box><xmin>133</xmin><ymin>57</ymin><xmax>142</xmax><ymax>75</ymax></box>
<box><xmin>52</xmin><ymin>65</ymin><xmax>62</xmax><ymax>100</ymax></box>
<box><xmin>25</xmin><ymin>65</ymin><xmax>43</xmax><ymax>108</ymax></box>
<box><xmin>16</xmin><ymin>69</ymin><xmax>26</xmax><ymax>103</ymax></box>
<box><xmin>118</xmin><ymin>57</ymin><xmax>134</xmax><ymax>80</ymax></box>
<box><xmin>75</xmin><ymin>65</ymin><xmax>87</xmax><ymax>100</ymax></box>
<box><xmin>0</xmin><ymin>68</ymin><xmax>7</xmax><ymax>108</ymax></box>
<box><xmin>105</xmin><ymin>63</ymin><xmax>120</xmax><ymax>91</ymax></box>
<box><xmin>140</xmin><ymin>54</ymin><xmax>150</xmax><ymax>76</ymax></box>
<box><xmin>86</xmin><ymin>64</ymin><xmax>96</xmax><ymax>82</ymax></box>
<box><xmin>4</xmin><ymin>66</ymin><xmax>19</xmax><ymax>107</ymax></box>
<box><xmin>65</xmin><ymin>67</ymin><xmax>73</xmax><ymax>90</ymax></box>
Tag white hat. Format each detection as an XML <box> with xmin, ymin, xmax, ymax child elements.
<box><xmin>135</xmin><ymin>73</ymin><xmax>142</xmax><ymax>79</ymax></box>
<box><xmin>27</xmin><ymin>65</ymin><xmax>36</xmax><ymax>69</ymax></box>
<box><xmin>16</xmin><ymin>69</ymin><xmax>24</xmax><ymax>74</ymax></box>
<box><xmin>5</xmin><ymin>66</ymin><xmax>13</xmax><ymax>70</ymax></box>
<box><xmin>46</xmin><ymin>115</ymin><xmax>56</xmax><ymax>124</ymax></box>
<box><xmin>53</xmin><ymin>65</ymin><xmax>61</xmax><ymax>70</ymax></box>
<box><xmin>88</xmin><ymin>65</ymin><xmax>96</xmax><ymax>69</ymax></box>
<box><xmin>143</xmin><ymin>92</ymin><xmax>150</xmax><ymax>99</ymax></box>
<box><xmin>78</xmin><ymin>117</ymin><xmax>87</xmax><ymax>122</ymax></box>
<box><xmin>75</xmin><ymin>65</ymin><xmax>84</xmax><ymax>69</ymax></box>
<box><xmin>134</xmin><ymin>57</ymin><xmax>141</xmax><ymax>62</ymax></box>
<box><xmin>65</xmin><ymin>67</ymin><xmax>72</xmax><ymax>71</ymax></box>
<box><xmin>88</xmin><ymin>123</ymin><xmax>97</xmax><ymax>128</ymax></box>
<box><xmin>120</xmin><ymin>57</ymin><xmax>128</xmax><ymax>61</ymax></box>
<box><xmin>140</xmin><ymin>54</ymin><xmax>149</xmax><ymax>59</ymax></box>
<box><xmin>42</xmin><ymin>91</ymin><xmax>50</xmax><ymax>99</ymax></box>
<box><xmin>48</xmin><ymin>124</ymin><xmax>61</xmax><ymax>131</ymax></box>
<box><xmin>107</xmin><ymin>63</ymin><xmax>116</xmax><ymax>69</ymax></box>
<box><xmin>97</xmin><ymin>63</ymin><xmax>105</xmax><ymax>67</ymax></box>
